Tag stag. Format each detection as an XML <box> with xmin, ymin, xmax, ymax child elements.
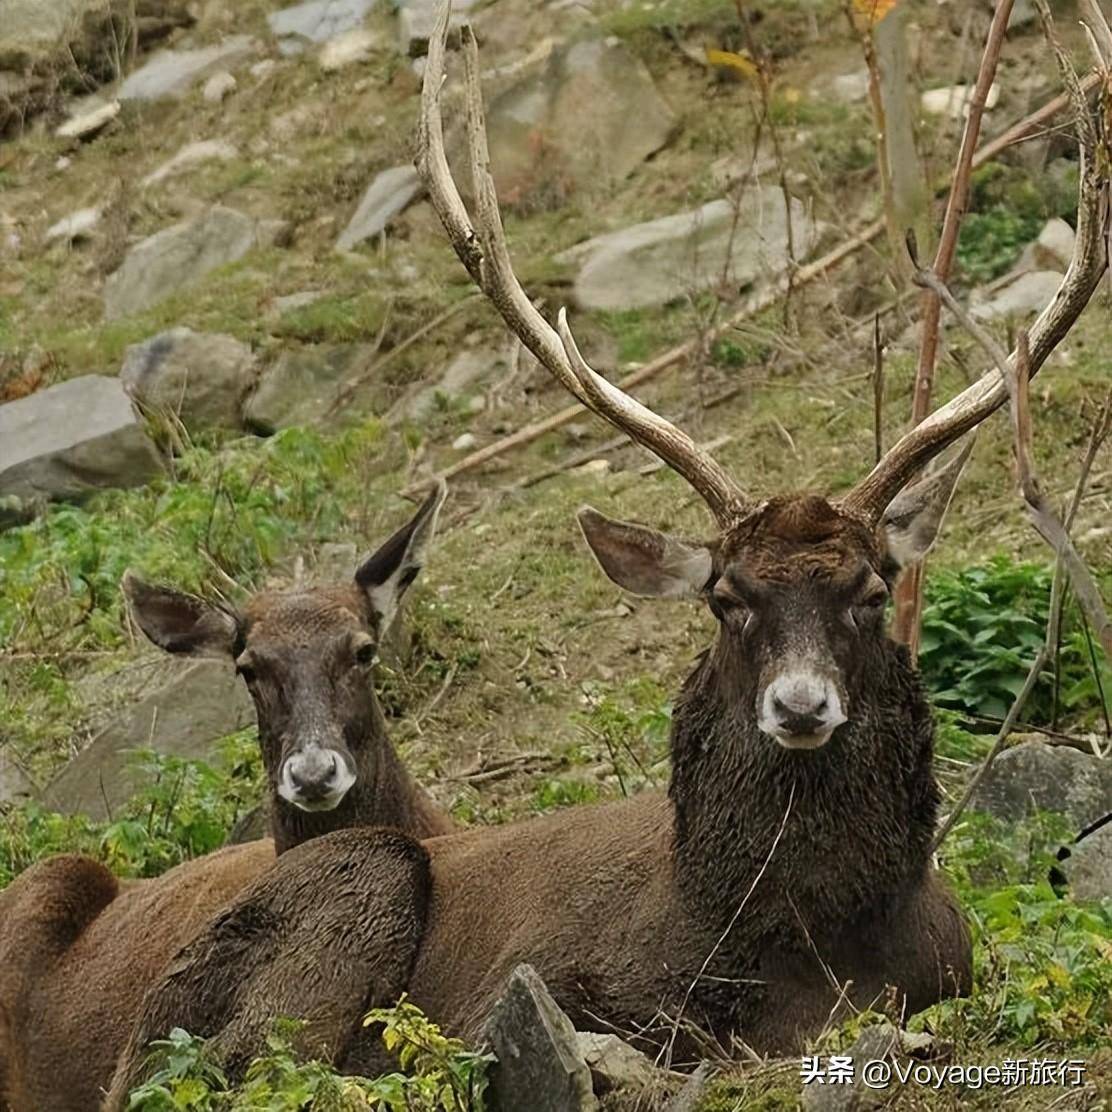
<box><xmin>107</xmin><ymin>5</ymin><xmax>1109</xmax><ymax>1097</ymax></box>
<box><xmin>0</xmin><ymin>484</ymin><xmax>457</xmax><ymax>1112</ymax></box>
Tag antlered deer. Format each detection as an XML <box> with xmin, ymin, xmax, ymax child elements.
<box><xmin>109</xmin><ymin>6</ymin><xmax>1110</xmax><ymax>1097</ymax></box>
<box><xmin>0</xmin><ymin>484</ymin><xmax>457</xmax><ymax>1112</ymax></box>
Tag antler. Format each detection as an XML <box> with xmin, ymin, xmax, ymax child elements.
<box><xmin>415</xmin><ymin>1</ymin><xmax>749</xmax><ymax>526</ymax></box>
<box><xmin>840</xmin><ymin>7</ymin><xmax>1111</xmax><ymax>523</ymax></box>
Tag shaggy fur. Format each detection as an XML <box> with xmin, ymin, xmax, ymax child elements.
<box><xmin>0</xmin><ymin>492</ymin><xmax>455</xmax><ymax>1112</ymax></box>
<box><xmin>107</xmin><ymin>496</ymin><xmax>973</xmax><ymax>1096</ymax></box>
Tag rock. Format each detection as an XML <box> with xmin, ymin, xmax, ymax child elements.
<box><xmin>243</xmin><ymin>344</ymin><xmax>370</xmax><ymax>433</ymax></box>
<box><xmin>561</xmin><ymin>189</ymin><xmax>820</xmax><ymax>311</ymax></box>
<box><xmin>666</xmin><ymin>1063</ymin><xmax>716</xmax><ymax>1112</ymax></box>
<box><xmin>120</xmin><ymin>328</ymin><xmax>257</xmax><ymax>432</ymax></box>
<box><xmin>0</xmin><ymin>0</ymin><xmax>108</xmax><ymax>65</ymax></box>
<box><xmin>227</xmin><ymin>802</ymin><xmax>269</xmax><ymax>844</ymax></box>
<box><xmin>268</xmin><ymin>0</ymin><xmax>377</xmax><ymax>51</ymax></box>
<box><xmin>42</xmin><ymin>659</ymin><xmax>255</xmax><ymax>820</ymax></box>
<box><xmin>0</xmin><ymin>376</ymin><xmax>162</xmax><ymax>523</ymax></box>
<box><xmin>140</xmin><ymin>138</ymin><xmax>239</xmax><ymax>188</ymax></box>
<box><xmin>452</xmin><ymin>432</ymin><xmax>477</xmax><ymax>451</ymax></box>
<box><xmin>104</xmin><ymin>206</ymin><xmax>287</xmax><ymax>320</ymax></box>
<box><xmin>575</xmin><ymin>1032</ymin><xmax>656</xmax><ymax>1094</ymax></box>
<box><xmin>921</xmin><ymin>82</ymin><xmax>999</xmax><ymax>119</ymax></box>
<box><xmin>251</xmin><ymin>58</ymin><xmax>278</xmax><ymax>78</ymax></box>
<box><xmin>203</xmin><ymin>70</ymin><xmax>237</xmax><ymax>102</ymax></box>
<box><xmin>55</xmin><ymin>97</ymin><xmax>119</xmax><ymax>140</ymax></box>
<box><xmin>336</xmin><ymin>165</ymin><xmax>424</xmax><ymax>250</ymax></box>
<box><xmin>0</xmin><ymin>748</ymin><xmax>33</xmax><ymax>804</ymax></box>
<box><xmin>1061</xmin><ymin>820</ymin><xmax>1112</xmax><ymax>902</ymax></box>
<box><xmin>481</xmin><ymin>964</ymin><xmax>598</xmax><ymax>1112</ymax></box>
<box><xmin>269</xmin><ymin>289</ymin><xmax>323</xmax><ymax>316</ymax></box>
<box><xmin>971</xmin><ymin>741</ymin><xmax>1112</xmax><ymax>830</ymax></box>
<box><xmin>829</xmin><ymin>70</ymin><xmax>869</xmax><ymax>103</ymax></box>
<box><xmin>474</xmin><ymin>37</ymin><xmax>675</xmax><ymax>210</ymax></box>
<box><xmin>319</xmin><ymin>27</ymin><xmax>378</xmax><ymax>69</ymax></box>
<box><xmin>396</xmin><ymin>0</ymin><xmax>477</xmax><ymax>57</ymax></box>
<box><xmin>118</xmin><ymin>35</ymin><xmax>257</xmax><ymax>101</ymax></box>
<box><xmin>391</xmin><ymin>348</ymin><xmax>502</xmax><ymax>423</ymax></box>
<box><xmin>45</xmin><ymin>206</ymin><xmax>101</xmax><ymax>243</ymax></box>
<box><xmin>970</xmin><ymin>270</ymin><xmax>1062</xmax><ymax>322</ymax></box>
<box><xmin>1033</xmin><ymin>217</ymin><xmax>1075</xmax><ymax>270</ymax></box>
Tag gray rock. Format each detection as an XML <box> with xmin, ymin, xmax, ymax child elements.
<box><xmin>319</xmin><ymin>27</ymin><xmax>378</xmax><ymax>69</ymax></box>
<box><xmin>243</xmin><ymin>344</ymin><xmax>370</xmax><ymax>433</ymax></box>
<box><xmin>666</xmin><ymin>1063</ymin><xmax>716</xmax><ymax>1112</ymax></box>
<box><xmin>140</xmin><ymin>139</ymin><xmax>239</xmax><ymax>188</ymax></box>
<box><xmin>336</xmin><ymin>165</ymin><xmax>424</xmax><ymax>250</ymax></box>
<box><xmin>971</xmin><ymin>741</ymin><xmax>1112</xmax><ymax>831</ymax></box>
<box><xmin>118</xmin><ymin>35</ymin><xmax>256</xmax><ymax>101</ymax></box>
<box><xmin>55</xmin><ymin>97</ymin><xmax>119</xmax><ymax>140</ymax></box>
<box><xmin>268</xmin><ymin>0</ymin><xmax>376</xmax><ymax>48</ymax></box>
<box><xmin>45</xmin><ymin>206</ymin><xmax>101</xmax><ymax>243</ymax></box>
<box><xmin>562</xmin><ymin>189</ymin><xmax>821</xmax><ymax>311</ymax></box>
<box><xmin>120</xmin><ymin>327</ymin><xmax>257</xmax><ymax>432</ymax></box>
<box><xmin>0</xmin><ymin>376</ymin><xmax>162</xmax><ymax>521</ymax></box>
<box><xmin>481</xmin><ymin>964</ymin><xmax>598</xmax><ymax>1112</ymax></box>
<box><xmin>1033</xmin><ymin>217</ymin><xmax>1075</xmax><ymax>270</ymax></box>
<box><xmin>1061</xmin><ymin>820</ymin><xmax>1112</xmax><ymax>903</ymax></box>
<box><xmin>0</xmin><ymin>0</ymin><xmax>108</xmax><ymax>65</ymax></box>
<box><xmin>970</xmin><ymin>270</ymin><xmax>1063</xmax><ymax>322</ymax></box>
<box><xmin>0</xmin><ymin>748</ymin><xmax>33</xmax><ymax>804</ymax></box>
<box><xmin>475</xmin><ymin>37</ymin><xmax>675</xmax><ymax>210</ymax></box>
<box><xmin>43</xmin><ymin>659</ymin><xmax>255</xmax><ymax>820</ymax></box>
<box><xmin>575</xmin><ymin>1032</ymin><xmax>656</xmax><ymax>1094</ymax></box>
<box><xmin>829</xmin><ymin>70</ymin><xmax>869</xmax><ymax>103</ymax></box>
<box><xmin>390</xmin><ymin>348</ymin><xmax>501</xmax><ymax>423</ymax></box>
<box><xmin>396</xmin><ymin>0</ymin><xmax>477</xmax><ymax>57</ymax></box>
<box><xmin>203</xmin><ymin>70</ymin><xmax>237</xmax><ymax>102</ymax></box>
<box><xmin>104</xmin><ymin>206</ymin><xmax>286</xmax><ymax>320</ymax></box>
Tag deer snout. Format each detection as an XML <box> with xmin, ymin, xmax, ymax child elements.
<box><xmin>759</xmin><ymin>672</ymin><xmax>846</xmax><ymax>750</ymax></box>
<box><xmin>279</xmin><ymin>745</ymin><xmax>356</xmax><ymax>812</ymax></box>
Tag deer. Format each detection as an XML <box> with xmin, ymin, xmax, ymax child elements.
<box><xmin>106</xmin><ymin>6</ymin><xmax>1110</xmax><ymax>1100</ymax></box>
<box><xmin>0</xmin><ymin>483</ymin><xmax>459</xmax><ymax>1112</ymax></box>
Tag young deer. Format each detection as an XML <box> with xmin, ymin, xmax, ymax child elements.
<box><xmin>0</xmin><ymin>484</ymin><xmax>456</xmax><ymax>1112</ymax></box>
<box><xmin>109</xmin><ymin>6</ymin><xmax>1110</xmax><ymax>1097</ymax></box>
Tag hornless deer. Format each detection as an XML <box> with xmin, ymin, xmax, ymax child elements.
<box><xmin>107</xmin><ymin>7</ymin><xmax>1110</xmax><ymax>1098</ymax></box>
<box><xmin>0</xmin><ymin>484</ymin><xmax>457</xmax><ymax>1112</ymax></box>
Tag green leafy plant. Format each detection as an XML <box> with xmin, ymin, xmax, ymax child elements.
<box><xmin>919</xmin><ymin>556</ymin><xmax>1110</xmax><ymax>726</ymax></box>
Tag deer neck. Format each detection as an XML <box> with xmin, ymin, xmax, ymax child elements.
<box><xmin>268</xmin><ymin>699</ymin><xmax>453</xmax><ymax>855</ymax></box>
<box><xmin>667</xmin><ymin>634</ymin><xmax>938</xmax><ymax>950</ymax></box>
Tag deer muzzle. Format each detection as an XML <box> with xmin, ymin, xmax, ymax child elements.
<box><xmin>279</xmin><ymin>743</ymin><xmax>357</xmax><ymax>811</ymax></box>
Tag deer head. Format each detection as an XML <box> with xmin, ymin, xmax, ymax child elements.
<box><xmin>122</xmin><ymin>482</ymin><xmax>446</xmax><ymax>814</ymax></box>
<box><xmin>414</xmin><ymin>4</ymin><xmax>1107</xmax><ymax>750</ymax></box>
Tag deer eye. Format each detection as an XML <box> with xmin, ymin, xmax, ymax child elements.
<box><xmin>353</xmin><ymin>639</ymin><xmax>377</xmax><ymax>666</ymax></box>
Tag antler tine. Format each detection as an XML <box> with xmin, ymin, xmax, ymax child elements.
<box><xmin>557</xmin><ymin>309</ymin><xmax>748</xmax><ymax>524</ymax></box>
<box><xmin>415</xmin><ymin>0</ymin><xmax>749</xmax><ymax>524</ymax></box>
<box><xmin>841</xmin><ymin>57</ymin><xmax>1110</xmax><ymax>523</ymax></box>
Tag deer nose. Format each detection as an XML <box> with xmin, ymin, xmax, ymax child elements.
<box><xmin>760</xmin><ymin>673</ymin><xmax>846</xmax><ymax>750</ymax></box>
<box><xmin>279</xmin><ymin>746</ymin><xmax>356</xmax><ymax>811</ymax></box>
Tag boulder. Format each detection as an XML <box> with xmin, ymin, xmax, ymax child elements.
<box><xmin>202</xmin><ymin>70</ymin><xmax>236</xmax><ymax>102</ymax></box>
<box><xmin>970</xmin><ymin>270</ymin><xmax>1062</xmax><ymax>322</ymax></box>
<box><xmin>319</xmin><ymin>27</ymin><xmax>378</xmax><ymax>70</ymax></box>
<box><xmin>337</xmin><ymin>165</ymin><xmax>424</xmax><ymax>250</ymax></box>
<box><xmin>389</xmin><ymin>348</ymin><xmax>501</xmax><ymax>423</ymax></box>
<box><xmin>43</xmin><ymin>659</ymin><xmax>255</xmax><ymax>820</ymax></box>
<box><xmin>0</xmin><ymin>376</ymin><xmax>162</xmax><ymax>523</ymax></box>
<box><xmin>971</xmin><ymin>741</ymin><xmax>1112</xmax><ymax>831</ymax></box>
<box><xmin>268</xmin><ymin>0</ymin><xmax>377</xmax><ymax>52</ymax></box>
<box><xmin>481</xmin><ymin>964</ymin><xmax>598</xmax><ymax>1112</ymax></box>
<box><xmin>0</xmin><ymin>0</ymin><xmax>109</xmax><ymax>68</ymax></box>
<box><xmin>472</xmin><ymin>37</ymin><xmax>675</xmax><ymax>210</ymax></box>
<box><xmin>561</xmin><ymin>189</ymin><xmax>821</xmax><ymax>311</ymax></box>
<box><xmin>118</xmin><ymin>35</ymin><xmax>256</xmax><ymax>101</ymax></box>
<box><xmin>921</xmin><ymin>82</ymin><xmax>999</xmax><ymax>119</ymax></box>
<box><xmin>1033</xmin><ymin>217</ymin><xmax>1075</xmax><ymax>270</ymax></box>
<box><xmin>575</xmin><ymin>1032</ymin><xmax>656</xmax><ymax>1094</ymax></box>
<box><xmin>103</xmin><ymin>206</ymin><xmax>287</xmax><ymax>319</ymax></box>
<box><xmin>1060</xmin><ymin>820</ymin><xmax>1112</xmax><ymax>903</ymax></box>
<box><xmin>243</xmin><ymin>344</ymin><xmax>371</xmax><ymax>433</ymax></box>
<box><xmin>140</xmin><ymin>138</ymin><xmax>239</xmax><ymax>188</ymax></box>
<box><xmin>0</xmin><ymin>748</ymin><xmax>33</xmax><ymax>805</ymax></box>
<box><xmin>46</xmin><ymin>206</ymin><xmax>101</xmax><ymax>243</ymax></box>
<box><xmin>55</xmin><ymin>96</ymin><xmax>119</xmax><ymax>140</ymax></box>
<box><xmin>395</xmin><ymin>0</ymin><xmax>477</xmax><ymax>57</ymax></box>
<box><xmin>120</xmin><ymin>327</ymin><xmax>257</xmax><ymax>432</ymax></box>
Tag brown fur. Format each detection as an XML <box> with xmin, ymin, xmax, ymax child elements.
<box><xmin>107</xmin><ymin>496</ymin><xmax>973</xmax><ymax>1098</ymax></box>
<box><xmin>0</xmin><ymin>491</ymin><xmax>456</xmax><ymax>1111</ymax></box>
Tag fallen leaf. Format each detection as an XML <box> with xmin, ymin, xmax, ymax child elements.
<box><xmin>704</xmin><ymin>48</ymin><xmax>760</xmax><ymax>83</ymax></box>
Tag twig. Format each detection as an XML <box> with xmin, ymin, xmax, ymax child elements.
<box><xmin>872</xmin><ymin>312</ymin><xmax>884</xmax><ymax>464</ymax></box>
<box><xmin>893</xmin><ymin>0</ymin><xmax>1015</xmax><ymax>654</ymax></box>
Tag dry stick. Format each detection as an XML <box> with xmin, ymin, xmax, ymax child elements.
<box><xmin>893</xmin><ymin>0</ymin><xmax>1015</xmax><ymax>654</ymax></box>
<box><xmin>872</xmin><ymin>312</ymin><xmax>884</xmax><ymax>463</ymax></box>
<box><xmin>436</xmin><ymin>80</ymin><xmax>1095</xmax><ymax>486</ymax></box>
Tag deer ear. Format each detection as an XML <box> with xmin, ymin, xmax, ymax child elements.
<box><xmin>122</xmin><ymin>572</ymin><xmax>241</xmax><ymax>658</ymax></box>
<box><xmin>881</xmin><ymin>437</ymin><xmax>975</xmax><ymax>569</ymax></box>
<box><xmin>577</xmin><ymin>506</ymin><xmax>713</xmax><ymax>600</ymax></box>
<box><xmin>356</xmin><ymin>479</ymin><xmax>448</xmax><ymax>632</ymax></box>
